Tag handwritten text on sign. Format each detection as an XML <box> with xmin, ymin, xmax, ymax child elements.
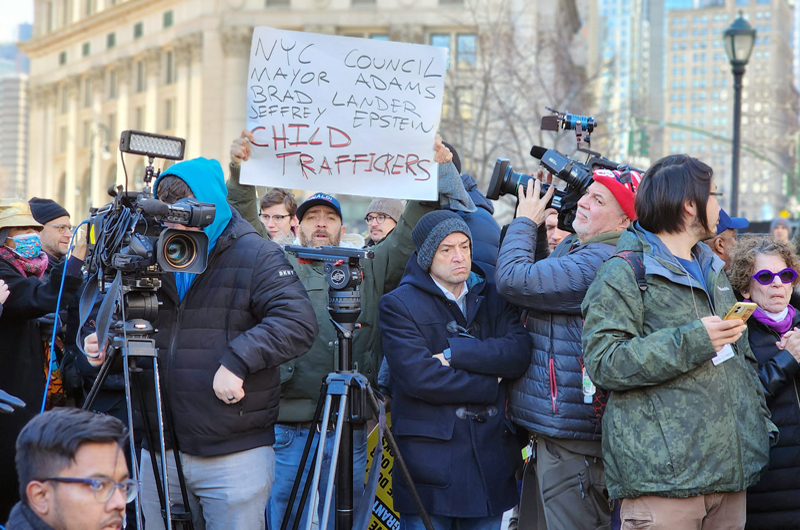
<box><xmin>241</xmin><ymin>27</ymin><xmax>448</xmax><ymax>200</ymax></box>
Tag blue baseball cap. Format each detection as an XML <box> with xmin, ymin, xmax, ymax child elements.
<box><xmin>717</xmin><ymin>208</ymin><xmax>749</xmax><ymax>235</ymax></box>
<box><xmin>296</xmin><ymin>192</ymin><xmax>342</xmax><ymax>221</ymax></box>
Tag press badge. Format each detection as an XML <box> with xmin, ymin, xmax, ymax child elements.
<box><xmin>712</xmin><ymin>344</ymin><xmax>735</xmax><ymax>366</ymax></box>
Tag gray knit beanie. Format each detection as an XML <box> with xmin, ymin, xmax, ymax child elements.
<box><xmin>366</xmin><ymin>198</ymin><xmax>404</xmax><ymax>223</ymax></box>
<box><xmin>412</xmin><ymin>210</ymin><xmax>472</xmax><ymax>272</ymax></box>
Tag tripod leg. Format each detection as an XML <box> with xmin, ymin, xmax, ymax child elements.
<box><xmin>367</xmin><ymin>390</ymin><xmax>435</xmax><ymax>530</ymax></box>
<box><xmin>304</xmin><ymin>394</ymin><xmax>335</xmax><ymax>530</ymax></box>
<box><xmin>122</xmin><ymin>353</ymin><xmax>144</xmax><ymax>530</ymax></box>
<box><xmin>152</xmin><ymin>357</ymin><xmax>173</xmax><ymax>530</ymax></box>
<box><xmin>320</xmin><ymin>394</ymin><xmax>349</xmax><ymax>530</ymax></box>
<box><xmin>282</xmin><ymin>385</ymin><xmax>327</xmax><ymax>530</ymax></box>
<box><xmin>291</xmin><ymin>449</ymin><xmax>319</xmax><ymax>530</ymax></box>
<box><xmin>82</xmin><ymin>346</ymin><xmax>117</xmax><ymax>411</ymax></box>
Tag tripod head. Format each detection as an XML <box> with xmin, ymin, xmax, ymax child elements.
<box><xmin>284</xmin><ymin>245</ymin><xmax>373</xmax><ymax>330</ymax></box>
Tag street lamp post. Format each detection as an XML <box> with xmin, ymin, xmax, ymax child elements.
<box><xmin>723</xmin><ymin>13</ymin><xmax>756</xmax><ymax>217</ymax></box>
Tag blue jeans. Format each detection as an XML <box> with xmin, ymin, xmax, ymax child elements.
<box><xmin>267</xmin><ymin>423</ymin><xmax>368</xmax><ymax>530</ymax></box>
<box><xmin>400</xmin><ymin>514</ymin><xmax>504</xmax><ymax>530</ymax></box>
<box><xmin>140</xmin><ymin>446</ymin><xmax>274</xmax><ymax>530</ymax></box>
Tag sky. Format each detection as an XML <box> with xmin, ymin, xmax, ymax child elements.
<box><xmin>0</xmin><ymin>0</ymin><xmax>34</xmax><ymax>43</ymax></box>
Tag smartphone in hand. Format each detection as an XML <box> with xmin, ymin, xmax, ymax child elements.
<box><xmin>723</xmin><ymin>302</ymin><xmax>758</xmax><ymax>323</ymax></box>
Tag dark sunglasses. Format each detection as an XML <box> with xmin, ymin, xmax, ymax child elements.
<box><xmin>751</xmin><ymin>268</ymin><xmax>798</xmax><ymax>285</ymax></box>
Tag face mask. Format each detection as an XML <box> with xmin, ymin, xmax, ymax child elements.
<box><xmin>6</xmin><ymin>233</ymin><xmax>42</xmax><ymax>259</ymax></box>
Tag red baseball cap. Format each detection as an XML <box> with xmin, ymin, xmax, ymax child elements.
<box><xmin>591</xmin><ymin>168</ymin><xmax>642</xmax><ymax>221</ymax></box>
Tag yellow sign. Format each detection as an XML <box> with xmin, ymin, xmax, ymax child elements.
<box><xmin>365</xmin><ymin>415</ymin><xmax>400</xmax><ymax>530</ymax></box>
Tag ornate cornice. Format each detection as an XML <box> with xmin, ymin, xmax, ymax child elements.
<box><xmin>220</xmin><ymin>26</ymin><xmax>253</xmax><ymax>58</ymax></box>
<box><xmin>143</xmin><ymin>48</ymin><xmax>162</xmax><ymax>77</ymax></box>
<box><xmin>174</xmin><ymin>32</ymin><xmax>203</xmax><ymax>66</ymax></box>
<box><xmin>114</xmin><ymin>57</ymin><xmax>133</xmax><ymax>84</ymax></box>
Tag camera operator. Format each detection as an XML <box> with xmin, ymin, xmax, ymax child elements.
<box><xmin>0</xmin><ymin>199</ymin><xmax>87</xmax><ymax>523</ymax></box>
<box><xmin>228</xmin><ymin>130</ymin><xmax>473</xmax><ymax>530</ymax></box>
<box><xmin>495</xmin><ymin>168</ymin><xmax>640</xmax><ymax>529</ymax></box>
<box><xmin>84</xmin><ymin>157</ymin><xmax>318</xmax><ymax>530</ymax></box>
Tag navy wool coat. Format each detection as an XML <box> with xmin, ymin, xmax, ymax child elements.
<box><xmin>379</xmin><ymin>254</ymin><xmax>530</xmax><ymax>518</ymax></box>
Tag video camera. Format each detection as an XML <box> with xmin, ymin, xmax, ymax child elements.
<box><xmin>486</xmin><ymin>109</ymin><xmax>643</xmax><ymax>233</ymax></box>
<box><xmin>85</xmin><ymin>131</ymin><xmax>215</xmax><ymax>296</ymax></box>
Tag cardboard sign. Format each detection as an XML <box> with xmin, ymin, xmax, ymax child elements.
<box><xmin>365</xmin><ymin>415</ymin><xmax>400</xmax><ymax>530</ymax></box>
<box><xmin>241</xmin><ymin>27</ymin><xmax>448</xmax><ymax>200</ymax></box>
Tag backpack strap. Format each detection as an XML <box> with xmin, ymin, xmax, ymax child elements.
<box><xmin>613</xmin><ymin>250</ymin><xmax>647</xmax><ymax>292</ymax></box>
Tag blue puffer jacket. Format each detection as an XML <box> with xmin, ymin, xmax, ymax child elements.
<box><xmin>448</xmin><ymin>174</ymin><xmax>501</xmax><ymax>279</ymax></box>
<box><xmin>496</xmin><ymin>217</ymin><xmax>622</xmax><ymax>441</ymax></box>
<box><xmin>379</xmin><ymin>255</ymin><xmax>530</xmax><ymax>518</ymax></box>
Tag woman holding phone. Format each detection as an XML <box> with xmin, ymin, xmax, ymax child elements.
<box><xmin>729</xmin><ymin>236</ymin><xmax>800</xmax><ymax>530</ymax></box>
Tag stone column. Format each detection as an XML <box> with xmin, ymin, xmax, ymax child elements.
<box><xmin>220</xmin><ymin>26</ymin><xmax>253</xmax><ymax>159</ymax></box>
<box><xmin>114</xmin><ymin>57</ymin><xmax>132</xmax><ymax>187</ymax></box>
<box><xmin>143</xmin><ymin>48</ymin><xmax>162</xmax><ymax>134</ymax></box>
<box><xmin>176</xmin><ymin>33</ymin><xmax>203</xmax><ymax>159</ymax></box>
<box><xmin>89</xmin><ymin>66</ymin><xmax>105</xmax><ymax>207</ymax></box>
<box><xmin>64</xmin><ymin>74</ymin><xmax>80</xmax><ymax>215</ymax></box>
<box><xmin>40</xmin><ymin>83</ymin><xmax>58</xmax><ymax>199</ymax></box>
<box><xmin>173</xmin><ymin>33</ymin><xmax>200</xmax><ymax>143</ymax></box>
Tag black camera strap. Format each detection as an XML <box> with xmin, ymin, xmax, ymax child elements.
<box><xmin>76</xmin><ymin>270</ymin><xmax>122</xmax><ymax>357</ymax></box>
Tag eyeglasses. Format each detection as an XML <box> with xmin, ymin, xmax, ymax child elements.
<box><xmin>41</xmin><ymin>477</ymin><xmax>140</xmax><ymax>504</ymax></box>
<box><xmin>709</xmin><ymin>191</ymin><xmax>724</xmax><ymax>197</ymax></box>
<box><xmin>751</xmin><ymin>268</ymin><xmax>798</xmax><ymax>286</ymax></box>
<box><xmin>47</xmin><ymin>223</ymin><xmax>74</xmax><ymax>234</ymax></box>
<box><xmin>365</xmin><ymin>214</ymin><xmax>388</xmax><ymax>225</ymax></box>
<box><xmin>259</xmin><ymin>214</ymin><xmax>291</xmax><ymax>223</ymax></box>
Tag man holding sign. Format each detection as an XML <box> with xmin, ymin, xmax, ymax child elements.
<box><xmin>229</xmin><ymin>130</ymin><xmax>471</xmax><ymax>530</ymax></box>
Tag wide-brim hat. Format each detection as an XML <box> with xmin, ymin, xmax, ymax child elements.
<box><xmin>0</xmin><ymin>199</ymin><xmax>43</xmax><ymax>230</ymax></box>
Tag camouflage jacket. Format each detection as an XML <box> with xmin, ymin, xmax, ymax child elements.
<box><xmin>581</xmin><ymin>223</ymin><xmax>776</xmax><ymax>500</ymax></box>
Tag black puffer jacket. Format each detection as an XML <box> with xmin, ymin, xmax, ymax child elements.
<box><xmin>137</xmin><ymin>210</ymin><xmax>317</xmax><ymax>457</ymax></box>
<box><xmin>746</xmin><ymin>309</ymin><xmax>800</xmax><ymax>530</ymax></box>
<box><xmin>496</xmin><ymin>217</ymin><xmax>621</xmax><ymax>440</ymax></box>
<box><xmin>0</xmin><ymin>256</ymin><xmax>83</xmax><ymax>522</ymax></box>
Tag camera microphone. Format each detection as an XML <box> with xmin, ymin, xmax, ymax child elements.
<box><xmin>139</xmin><ymin>198</ymin><xmax>171</xmax><ymax>217</ymax></box>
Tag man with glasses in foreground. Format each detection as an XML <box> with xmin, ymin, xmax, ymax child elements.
<box><xmin>8</xmin><ymin>407</ymin><xmax>135</xmax><ymax>530</ymax></box>
<box><xmin>28</xmin><ymin>198</ymin><xmax>74</xmax><ymax>279</ymax></box>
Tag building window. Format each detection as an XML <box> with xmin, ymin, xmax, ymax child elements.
<box><xmin>134</xmin><ymin>22</ymin><xmax>143</xmax><ymax>39</ymax></box>
<box><xmin>61</xmin><ymin>86</ymin><xmax>69</xmax><ymax>114</ymax></box>
<box><xmin>352</xmin><ymin>0</ymin><xmax>375</xmax><ymax>4</ymax></box>
<box><xmin>62</xmin><ymin>0</ymin><xmax>70</xmax><ymax>26</ymax></box>
<box><xmin>59</xmin><ymin>126</ymin><xmax>68</xmax><ymax>153</ymax></box>
<box><xmin>136</xmin><ymin>60</ymin><xmax>145</xmax><ymax>93</ymax></box>
<box><xmin>84</xmin><ymin>78</ymin><xmax>91</xmax><ymax>107</ymax></box>
<box><xmin>266</xmin><ymin>0</ymin><xmax>290</xmax><ymax>5</ymax></box>
<box><xmin>456</xmin><ymin>34</ymin><xmax>476</xmax><ymax>68</ymax></box>
<box><xmin>107</xmin><ymin>32</ymin><xmax>116</xmax><ymax>49</ymax></box>
<box><xmin>84</xmin><ymin>0</ymin><xmax>93</xmax><ymax>16</ymax></box>
<box><xmin>163</xmin><ymin>10</ymin><xmax>173</xmax><ymax>28</ymax></box>
<box><xmin>59</xmin><ymin>51</ymin><xmax>67</xmax><ymax>65</ymax></box>
<box><xmin>108</xmin><ymin>69</ymin><xmax>117</xmax><ymax>99</ymax></box>
<box><xmin>370</xmin><ymin>34</ymin><xmax>389</xmax><ymax>41</ymax></box>
<box><xmin>82</xmin><ymin>42</ymin><xmax>90</xmax><ymax>57</ymax></box>
<box><xmin>164</xmin><ymin>99</ymin><xmax>173</xmax><ymax>130</ymax></box>
<box><xmin>165</xmin><ymin>51</ymin><xmax>175</xmax><ymax>85</ymax></box>
<box><xmin>135</xmin><ymin>106</ymin><xmax>144</xmax><ymax>130</ymax></box>
<box><xmin>456</xmin><ymin>87</ymin><xmax>472</xmax><ymax>119</ymax></box>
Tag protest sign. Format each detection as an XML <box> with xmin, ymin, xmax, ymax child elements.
<box><xmin>241</xmin><ymin>27</ymin><xmax>448</xmax><ymax>200</ymax></box>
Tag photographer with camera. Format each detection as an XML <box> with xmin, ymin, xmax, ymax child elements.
<box><xmin>0</xmin><ymin>199</ymin><xmax>87</xmax><ymax>523</ymax></box>
<box><xmin>228</xmin><ymin>130</ymin><xmax>472</xmax><ymax>530</ymax></box>
<box><xmin>84</xmin><ymin>157</ymin><xmax>318</xmax><ymax>530</ymax></box>
<box><xmin>495</xmin><ymin>167</ymin><xmax>640</xmax><ymax>529</ymax></box>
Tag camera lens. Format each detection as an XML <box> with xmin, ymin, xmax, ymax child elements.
<box><xmin>164</xmin><ymin>233</ymin><xmax>196</xmax><ymax>269</ymax></box>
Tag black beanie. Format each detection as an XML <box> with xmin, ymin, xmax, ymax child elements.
<box><xmin>411</xmin><ymin>210</ymin><xmax>472</xmax><ymax>272</ymax></box>
<box><xmin>28</xmin><ymin>198</ymin><xmax>70</xmax><ymax>225</ymax></box>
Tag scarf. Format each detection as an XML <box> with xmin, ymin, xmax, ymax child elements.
<box><xmin>0</xmin><ymin>247</ymin><xmax>49</xmax><ymax>279</ymax></box>
<box><xmin>745</xmin><ymin>298</ymin><xmax>797</xmax><ymax>335</ymax></box>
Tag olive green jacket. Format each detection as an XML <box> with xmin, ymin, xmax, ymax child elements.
<box><xmin>581</xmin><ymin>224</ymin><xmax>777</xmax><ymax>500</ymax></box>
<box><xmin>227</xmin><ymin>165</ymin><xmax>436</xmax><ymax>421</ymax></box>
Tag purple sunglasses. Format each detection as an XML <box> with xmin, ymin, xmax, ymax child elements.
<box><xmin>751</xmin><ymin>268</ymin><xmax>798</xmax><ymax>286</ymax></box>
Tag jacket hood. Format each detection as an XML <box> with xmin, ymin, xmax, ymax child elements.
<box><xmin>154</xmin><ymin>157</ymin><xmax>233</xmax><ymax>253</ymax></box>
<box><xmin>459</xmin><ymin>174</ymin><xmax>495</xmax><ymax>215</ymax></box>
<box><xmin>398</xmin><ymin>251</ymin><xmax>486</xmax><ymax>299</ymax></box>
<box><xmin>617</xmin><ymin>222</ymin><xmax>725</xmax><ymax>291</ymax></box>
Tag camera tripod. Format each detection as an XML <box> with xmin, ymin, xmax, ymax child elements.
<box><xmin>81</xmin><ymin>271</ymin><xmax>194</xmax><ymax>530</ymax></box>
<box><xmin>282</xmin><ymin>246</ymin><xmax>434</xmax><ymax>530</ymax></box>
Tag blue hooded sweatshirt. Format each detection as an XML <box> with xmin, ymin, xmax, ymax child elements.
<box><xmin>153</xmin><ymin>157</ymin><xmax>233</xmax><ymax>301</ymax></box>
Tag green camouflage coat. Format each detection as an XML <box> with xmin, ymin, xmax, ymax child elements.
<box><xmin>581</xmin><ymin>224</ymin><xmax>776</xmax><ymax>500</ymax></box>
